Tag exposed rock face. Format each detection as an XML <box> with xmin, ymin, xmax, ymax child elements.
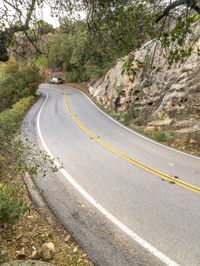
<box><xmin>89</xmin><ymin>26</ymin><xmax>200</xmax><ymax>133</ymax></box>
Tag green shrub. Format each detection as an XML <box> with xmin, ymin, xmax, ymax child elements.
<box><xmin>0</xmin><ymin>96</ymin><xmax>35</xmax><ymax>222</ymax></box>
<box><xmin>0</xmin><ymin>183</ymin><xmax>28</xmax><ymax>223</ymax></box>
<box><xmin>65</xmin><ymin>70</ymin><xmax>80</xmax><ymax>82</ymax></box>
<box><xmin>0</xmin><ymin>57</ymin><xmax>41</xmax><ymax>224</ymax></box>
<box><xmin>34</xmin><ymin>55</ymin><xmax>48</xmax><ymax>68</ymax></box>
<box><xmin>149</xmin><ymin>132</ymin><xmax>172</xmax><ymax>142</ymax></box>
<box><xmin>0</xmin><ymin>58</ymin><xmax>42</xmax><ymax>111</ymax></box>
<box><xmin>0</xmin><ymin>96</ymin><xmax>34</xmax><ymax>135</ymax></box>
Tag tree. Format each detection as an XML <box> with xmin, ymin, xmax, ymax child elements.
<box><xmin>0</xmin><ymin>0</ymin><xmax>200</xmax><ymax>62</ymax></box>
<box><xmin>35</xmin><ymin>20</ymin><xmax>54</xmax><ymax>35</ymax></box>
<box><xmin>12</xmin><ymin>20</ymin><xmax>54</xmax><ymax>59</ymax></box>
<box><xmin>156</xmin><ymin>0</ymin><xmax>200</xmax><ymax>22</ymax></box>
<box><xmin>0</xmin><ymin>0</ymin><xmax>38</xmax><ymax>61</ymax></box>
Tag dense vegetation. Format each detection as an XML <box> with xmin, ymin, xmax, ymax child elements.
<box><xmin>0</xmin><ymin>59</ymin><xmax>42</xmax><ymax>223</ymax></box>
<box><xmin>44</xmin><ymin>10</ymin><xmax>157</xmax><ymax>82</ymax></box>
<box><xmin>39</xmin><ymin>1</ymin><xmax>199</xmax><ymax>82</ymax></box>
<box><xmin>0</xmin><ymin>58</ymin><xmax>42</xmax><ymax>111</ymax></box>
<box><xmin>1</xmin><ymin>0</ymin><xmax>200</xmax><ymax>65</ymax></box>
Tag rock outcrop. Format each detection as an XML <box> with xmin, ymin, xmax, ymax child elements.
<box><xmin>89</xmin><ymin>25</ymin><xmax>200</xmax><ymax>134</ymax></box>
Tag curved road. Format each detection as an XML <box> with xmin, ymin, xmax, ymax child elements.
<box><xmin>24</xmin><ymin>84</ymin><xmax>200</xmax><ymax>266</ymax></box>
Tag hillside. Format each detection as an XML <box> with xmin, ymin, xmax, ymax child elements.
<box><xmin>89</xmin><ymin>24</ymin><xmax>200</xmax><ymax>155</ymax></box>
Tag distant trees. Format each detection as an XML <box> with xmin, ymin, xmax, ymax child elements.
<box><xmin>45</xmin><ymin>20</ymin><xmax>90</xmax><ymax>81</ymax></box>
<box><xmin>34</xmin><ymin>20</ymin><xmax>54</xmax><ymax>35</ymax></box>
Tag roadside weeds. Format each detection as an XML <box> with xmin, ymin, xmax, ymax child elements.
<box><xmin>0</xmin><ymin>168</ymin><xmax>93</xmax><ymax>266</ymax></box>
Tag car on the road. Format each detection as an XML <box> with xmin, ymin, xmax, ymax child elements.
<box><xmin>49</xmin><ymin>77</ymin><xmax>64</xmax><ymax>84</ymax></box>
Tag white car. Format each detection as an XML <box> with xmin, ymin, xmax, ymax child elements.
<box><xmin>50</xmin><ymin>77</ymin><xmax>64</xmax><ymax>84</ymax></box>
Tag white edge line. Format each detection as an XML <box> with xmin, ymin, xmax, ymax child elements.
<box><xmin>37</xmin><ymin>91</ymin><xmax>179</xmax><ymax>266</ymax></box>
<box><xmin>68</xmin><ymin>86</ymin><xmax>200</xmax><ymax>161</ymax></box>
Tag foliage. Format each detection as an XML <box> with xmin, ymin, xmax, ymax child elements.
<box><xmin>122</xmin><ymin>54</ymin><xmax>136</xmax><ymax>75</ymax></box>
<box><xmin>0</xmin><ymin>96</ymin><xmax>34</xmax><ymax>180</ymax></box>
<box><xmin>59</xmin><ymin>17</ymin><xmax>87</xmax><ymax>34</ymax></box>
<box><xmin>46</xmin><ymin>21</ymin><xmax>96</xmax><ymax>81</ymax></box>
<box><xmin>0</xmin><ymin>56</ymin><xmax>43</xmax><ymax>224</ymax></box>
<box><xmin>86</xmin><ymin>1</ymin><xmax>199</xmax><ymax>67</ymax></box>
<box><xmin>147</xmin><ymin>131</ymin><xmax>172</xmax><ymax>142</ymax></box>
<box><xmin>0</xmin><ymin>58</ymin><xmax>42</xmax><ymax>111</ymax></box>
<box><xmin>34</xmin><ymin>54</ymin><xmax>48</xmax><ymax>68</ymax></box>
<box><xmin>0</xmin><ymin>183</ymin><xmax>28</xmax><ymax>223</ymax></box>
<box><xmin>35</xmin><ymin>20</ymin><xmax>54</xmax><ymax>35</ymax></box>
<box><xmin>45</xmin><ymin>2</ymin><xmax>200</xmax><ymax>82</ymax></box>
<box><xmin>45</xmin><ymin>13</ymin><xmax>152</xmax><ymax>81</ymax></box>
<box><xmin>0</xmin><ymin>96</ymin><xmax>34</xmax><ymax>135</ymax></box>
<box><xmin>87</xmin><ymin>1</ymin><xmax>157</xmax><ymax>55</ymax></box>
<box><xmin>159</xmin><ymin>14</ymin><xmax>199</xmax><ymax>63</ymax></box>
<box><xmin>0</xmin><ymin>97</ymin><xmax>33</xmax><ymax>223</ymax></box>
<box><xmin>1</xmin><ymin>0</ymin><xmax>200</xmax><ymax>63</ymax></box>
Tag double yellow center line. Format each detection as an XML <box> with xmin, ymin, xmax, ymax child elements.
<box><xmin>65</xmin><ymin>94</ymin><xmax>200</xmax><ymax>195</ymax></box>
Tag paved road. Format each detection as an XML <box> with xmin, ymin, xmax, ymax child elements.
<box><xmin>23</xmin><ymin>84</ymin><xmax>200</xmax><ymax>266</ymax></box>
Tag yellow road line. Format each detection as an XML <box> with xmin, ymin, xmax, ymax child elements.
<box><xmin>65</xmin><ymin>94</ymin><xmax>200</xmax><ymax>195</ymax></box>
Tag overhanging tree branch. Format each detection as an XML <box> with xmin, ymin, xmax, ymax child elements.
<box><xmin>156</xmin><ymin>0</ymin><xmax>200</xmax><ymax>22</ymax></box>
<box><xmin>0</xmin><ymin>0</ymin><xmax>37</xmax><ymax>62</ymax></box>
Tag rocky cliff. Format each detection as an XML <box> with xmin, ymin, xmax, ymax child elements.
<box><xmin>89</xmin><ymin>24</ymin><xmax>200</xmax><ymax>154</ymax></box>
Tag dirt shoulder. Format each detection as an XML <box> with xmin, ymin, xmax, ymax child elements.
<box><xmin>0</xmin><ymin>172</ymin><xmax>93</xmax><ymax>266</ymax></box>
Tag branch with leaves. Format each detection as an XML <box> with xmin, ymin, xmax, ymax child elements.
<box><xmin>156</xmin><ymin>0</ymin><xmax>200</xmax><ymax>22</ymax></box>
<box><xmin>0</xmin><ymin>0</ymin><xmax>37</xmax><ymax>62</ymax></box>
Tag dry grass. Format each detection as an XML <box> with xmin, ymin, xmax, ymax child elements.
<box><xmin>0</xmin><ymin>176</ymin><xmax>93</xmax><ymax>266</ymax></box>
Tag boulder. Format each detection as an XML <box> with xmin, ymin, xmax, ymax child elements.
<box><xmin>38</xmin><ymin>242</ymin><xmax>55</xmax><ymax>261</ymax></box>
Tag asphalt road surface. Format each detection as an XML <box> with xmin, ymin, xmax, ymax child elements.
<box><xmin>23</xmin><ymin>84</ymin><xmax>200</xmax><ymax>266</ymax></box>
